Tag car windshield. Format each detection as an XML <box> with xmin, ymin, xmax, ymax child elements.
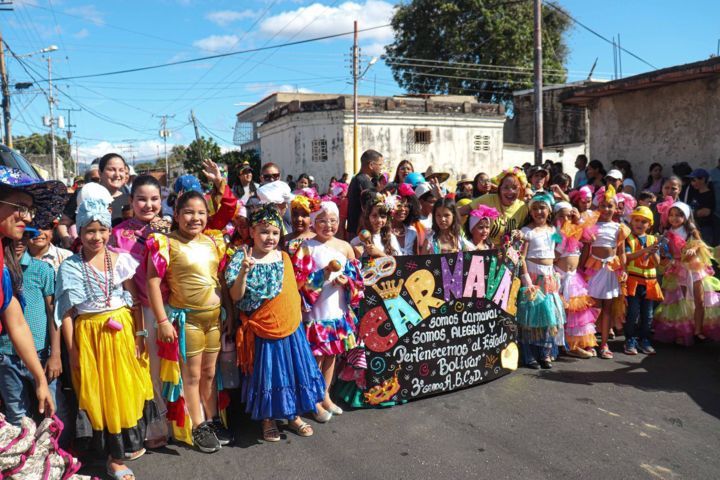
<box><xmin>0</xmin><ymin>147</ymin><xmax>41</xmax><ymax>179</ymax></box>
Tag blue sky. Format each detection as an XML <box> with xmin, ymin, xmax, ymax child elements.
<box><xmin>3</xmin><ymin>0</ymin><xmax>719</xmax><ymax>165</ymax></box>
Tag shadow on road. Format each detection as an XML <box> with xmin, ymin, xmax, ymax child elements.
<box><xmin>539</xmin><ymin>339</ymin><xmax>720</xmax><ymax>420</ymax></box>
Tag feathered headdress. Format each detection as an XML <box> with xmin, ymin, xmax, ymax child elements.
<box><xmin>569</xmin><ymin>185</ymin><xmax>594</xmax><ymax>206</ymax></box>
<box><xmin>291</xmin><ymin>188</ymin><xmax>321</xmax><ymax>214</ymax></box>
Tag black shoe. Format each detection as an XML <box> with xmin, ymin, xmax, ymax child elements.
<box><xmin>210</xmin><ymin>417</ymin><xmax>234</xmax><ymax>446</ymax></box>
<box><xmin>540</xmin><ymin>359</ymin><xmax>553</xmax><ymax>369</ymax></box>
<box><xmin>526</xmin><ymin>361</ymin><xmax>541</xmax><ymax>370</ymax></box>
<box><xmin>193</xmin><ymin>421</ymin><xmax>221</xmax><ymax>453</ymax></box>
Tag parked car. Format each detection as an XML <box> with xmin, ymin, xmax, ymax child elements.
<box><xmin>0</xmin><ymin>144</ymin><xmax>42</xmax><ymax>179</ymax></box>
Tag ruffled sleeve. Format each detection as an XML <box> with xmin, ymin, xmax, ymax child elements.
<box><xmin>146</xmin><ymin>232</ymin><xmax>170</xmax><ymax>279</ymax></box>
<box><xmin>204</xmin><ymin>229</ymin><xmax>228</xmax><ymax>272</ymax></box>
<box><xmin>291</xmin><ymin>244</ymin><xmax>325</xmax><ymax>311</ymax></box>
<box><xmin>617</xmin><ymin>223</ymin><xmax>631</xmax><ymax>246</ymax></box>
<box><xmin>206</xmin><ymin>183</ymin><xmax>237</xmax><ymax>231</ymax></box>
<box><xmin>54</xmin><ymin>256</ymin><xmax>84</xmax><ymax>326</ymax></box>
<box><xmin>115</xmin><ymin>252</ymin><xmax>140</xmax><ymax>283</ymax></box>
<box><xmin>343</xmin><ymin>258</ymin><xmax>364</xmax><ymax>308</ymax></box>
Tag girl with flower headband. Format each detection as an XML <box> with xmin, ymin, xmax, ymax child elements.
<box><xmin>55</xmin><ymin>196</ymin><xmax>156</xmax><ymax>479</ymax></box>
<box><xmin>468</xmin><ymin>205</ymin><xmax>499</xmax><ymax>250</ymax></box>
<box><xmin>553</xmin><ymin>201</ymin><xmax>598</xmax><ymax>358</ymax></box>
<box><xmin>516</xmin><ymin>191</ymin><xmax>564</xmax><ymax>369</ymax></box>
<box><xmin>109</xmin><ymin>174</ymin><xmax>173</xmax><ymax>448</ymax></box>
<box><xmin>283</xmin><ymin>189</ymin><xmax>319</xmax><ymax>256</ymax></box>
<box><xmin>292</xmin><ymin>201</ymin><xmax>363</xmax><ymax>422</ymax></box>
<box><xmin>146</xmin><ymin>190</ymin><xmax>233</xmax><ymax>453</ymax></box>
<box><xmin>459</xmin><ymin>167</ymin><xmax>529</xmax><ymax>246</ymax></box>
<box><xmin>225</xmin><ymin>204</ymin><xmax>325</xmax><ymax>442</ymax></box>
<box><xmin>390</xmin><ymin>183</ymin><xmax>425</xmax><ymax>255</ymax></box>
<box><xmin>351</xmin><ymin>192</ymin><xmax>401</xmax><ymax>258</ymax></box>
<box><xmin>582</xmin><ymin>185</ymin><xmax>630</xmax><ymax>359</ymax></box>
<box><xmin>423</xmin><ymin>198</ymin><xmax>475</xmax><ymax>254</ymax></box>
<box><xmin>653</xmin><ymin>199</ymin><xmax>720</xmax><ymax>345</ymax></box>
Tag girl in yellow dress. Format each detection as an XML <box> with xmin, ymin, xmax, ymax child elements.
<box><xmin>55</xmin><ymin>195</ymin><xmax>155</xmax><ymax>480</ymax></box>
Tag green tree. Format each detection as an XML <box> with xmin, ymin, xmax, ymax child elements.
<box><xmin>183</xmin><ymin>137</ymin><xmax>221</xmax><ymax>177</ymax></box>
<box><xmin>134</xmin><ymin>161</ymin><xmax>156</xmax><ymax>172</ymax></box>
<box><xmin>386</xmin><ymin>0</ymin><xmax>570</xmax><ymax>104</ymax></box>
<box><xmin>12</xmin><ymin>133</ymin><xmax>74</xmax><ymax>172</ymax></box>
<box><xmin>220</xmin><ymin>149</ymin><xmax>260</xmax><ymax>187</ymax></box>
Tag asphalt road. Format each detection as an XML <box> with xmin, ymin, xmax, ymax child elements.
<box><xmin>82</xmin><ymin>339</ymin><xmax>720</xmax><ymax>480</ymax></box>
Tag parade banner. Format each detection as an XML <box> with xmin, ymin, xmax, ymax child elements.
<box><xmin>357</xmin><ymin>250</ymin><xmax>519</xmax><ymax>406</ymax></box>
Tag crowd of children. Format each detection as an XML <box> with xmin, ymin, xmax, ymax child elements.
<box><xmin>0</xmin><ymin>151</ymin><xmax>719</xmax><ymax>479</ymax></box>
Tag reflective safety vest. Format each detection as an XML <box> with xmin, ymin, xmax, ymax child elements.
<box><xmin>626</xmin><ymin>234</ymin><xmax>658</xmax><ymax>278</ymax></box>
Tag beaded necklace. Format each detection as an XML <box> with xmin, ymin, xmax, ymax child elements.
<box><xmin>80</xmin><ymin>248</ymin><xmax>114</xmax><ymax>308</ymax></box>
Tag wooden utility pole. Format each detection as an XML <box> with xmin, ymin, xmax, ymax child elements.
<box><xmin>533</xmin><ymin>0</ymin><xmax>543</xmax><ymax>166</ymax></box>
<box><xmin>0</xmin><ymin>30</ymin><xmax>11</xmax><ymax>147</ymax></box>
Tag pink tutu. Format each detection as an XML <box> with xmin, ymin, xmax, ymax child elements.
<box><xmin>558</xmin><ymin>268</ymin><xmax>598</xmax><ymax>349</ymax></box>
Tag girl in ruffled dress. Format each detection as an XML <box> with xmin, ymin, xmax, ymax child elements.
<box><xmin>653</xmin><ymin>200</ymin><xmax>720</xmax><ymax>344</ymax></box>
<box><xmin>553</xmin><ymin>202</ymin><xmax>598</xmax><ymax>358</ymax></box>
<box><xmin>583</xmin><ymin>186</ymin><xmax>629</xmax><ymax>359</ymax></box>
<box><xmin>225</xmin><ymin>204</ymin><xmax>325</xmax><ymax>442</ymax></box>
<box><xmin>292</xmin><ymin>201</ymin><xmax>363</xmax><ymax>422</ymax></box>
<box><xmin>517</xmin><ymin>192</ymin><xmax>565</xmax><ymax>369</ymax></box>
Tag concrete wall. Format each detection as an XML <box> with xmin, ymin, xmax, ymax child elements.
<box><xmin>588</xmin><ymin>76</ymin><xmax>720</xmax><ymax>177</ymax></box>
<box><xmin>258</xmin><ymin>110</ymin><xmax>506</xmax><ymax>190</ymax></box>
<box><xmin>503</xmin><ymin>142</ymin><xmax>586</xmax><ymax>179</ymax></box>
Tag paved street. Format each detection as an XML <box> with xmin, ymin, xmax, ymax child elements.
<box><xmin>83</xmin><ymin>339</ymin><xmax>720</xmax><ymax>480</ymax></box>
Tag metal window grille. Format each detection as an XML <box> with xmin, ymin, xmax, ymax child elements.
<box><xmin>473</xmin><ymin>134</ymin><xmax>491</xmax><ymax>152</ymax></box>
<box><xmin>312</xmin><ymin>139</ymin><xmax>328</xmax><ymax>162</ymax></box>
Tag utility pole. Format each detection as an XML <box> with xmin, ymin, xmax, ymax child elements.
<box><xmin>352</xmin><ymin>20</ymin><xmax>359</xmax><ymax>173</ymax></box>
<box><xmin>47</xmin><ymin>57</ymin><xmax>58</xmax><ymax>179</ymax></box>
<box><xmin>190</xmin><ymin>109</ymin><xmax>201</xmax><ymax>142</ymax></box>
<box><xmin>155</xmin><ymin>114</ymin><xmax>175</xmax><ymax>186</ymax></box>
<box><xmin>0</xmin><ymin>30</ymin><xmax>11</xmax><ymax>147</ymax></box>
<box><xmin>533</xmin><ymin>0</ymin><xmax>543</xmax><ymax>166</ymax></box>
<box><xmin>59</xmin><ymin>107</ymin><xmax>80</xmax><ymax>176</ymax></box>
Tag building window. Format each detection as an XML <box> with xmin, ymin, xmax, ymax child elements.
<box><xmin>414</xmin><ymin>129</ymin><xmax>432</xmax><ymax>144</ymax></box>
<box><xmin>312</xmin><ymin>139</ymin><xmax>328</xmax><ymax>162</ymax></box>
<box><xmin>473</xmin><ymin>134</ymin><xmax>491</xmax><ymax>152</ymax></box>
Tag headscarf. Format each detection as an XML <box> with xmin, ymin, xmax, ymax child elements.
<box><xmin>491</xmin><ymin>167</ymin><xmax>527</xmax><ymax>190</ymax></box>
<box><xmin>76</xmin><ymin>182</ymin><xmax>113</xmax><ymax>210</ymax></box>
<box><xmin>529</xmin><ymin>190</ymin><xmax>555</xmax><ymax>208</ymax></box>
<box><xmin>671</xmin><ymin>201</ymin><xmax>691</xmax><ymax>221</ymax></box>
<box><xmin>173</xmin><ymin>174</ymin><xmax>202</xmax><ymax>195</ymax></box>
<box><xmin>249</xmin><ymin>203</ymin><xmax>283</xmax><ymax>230</ymax></box>
<box><xmin>310</xmin><ymin>201</ymin><xmax>340</xmax><ymax>225</ymax></box>
<box><xmin>77</xmin><ymin>198</ymin><xmax>111</xmax><ymax>229</ymax></box>
<box><xmin>256</xmin><ymin>181</ymin><xmax>292</xmax><ymax>205</ymax></box>
<box><xmin>569</xmin><ymin>185</ymin><xmax>593</xmax><ymax>205</ymax></box>
<box><xmin>553</xmin><ymin>201</ymin><xmax>572</xmax><ymax>214</ymax></box>
<box><xmin>469</xmin><ymin>205</ymin><xmax>500</xmax><ymax>231</ymax></box>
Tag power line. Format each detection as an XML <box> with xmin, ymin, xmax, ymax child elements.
<box><xmin>36</xmin><ymin>24</ymin><xmax>391</xmax><ymax>83</ymax></box>
<box><xmin>545</xmin><ymin>2</ymin><xmax>657</xmax><ymax>70</ymax></box>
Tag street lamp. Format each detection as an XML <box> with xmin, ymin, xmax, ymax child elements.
<box><xmin>22</xmin><ymin>45</ymin><xmax>60</xmax><ymax>179</ymax></box>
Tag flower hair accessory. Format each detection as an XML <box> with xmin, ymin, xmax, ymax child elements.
<box><xmin>569</xmin><ymin>185</ymin><xmax>593</xmax><ymax>205</ymax></box>
<box><xmin>469</xmin><ymin>205</ymin><xmax>500</xmax><ymax>231</ymax></box>
<box><xmin>290</xmin><ymin>189</ymin><xmax>321</xmax><ymax>214</ymax></box>
<box><xmin>491</xmin><ymin>167</ymin><xmax>527</xmax><ymax>189</ymax></box>
<box><xmin>604</xmin><ymin>184</ymin><xmax>616</xmax><ymax>204</ymax></box>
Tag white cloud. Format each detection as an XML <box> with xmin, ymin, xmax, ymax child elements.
<box><xmin>193</xmin><ymin>34</ymin><xmax>240</xmax><ymax>53</ymax></box>
<box><xmin>78</xmin><ymin>140</ymin><xmax>176</xmax><ymax>165</ymax></box>
<box><xmin>260</xmin><ymin>1</ymin><xmax>394</xmax><ymax>42</ymax></box>
<box><xmin>206</xmin><ymin>10</ymin><xmax>257</xmax><ymax>27</ymax></box>
<box><xmin>73</xmin><ymin>28</ymin><xmax>90</xmax><ymax>39</ymax></box>
<box><xmin>362</xmin><ymin>42</ymin><xmax>387</xmax><ymax>57</ymax></box>
<box><xmin>65</xmin><ymin>5</ymin><xmax>105</xmax><ymax>26</ymax></box>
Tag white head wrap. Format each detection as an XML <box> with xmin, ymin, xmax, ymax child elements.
<box><xmin>553</xmin><ymin>201</ymin><xmax>572</xmax><ymax>214</ymax></box>
<box><xmin>76</xmin><ymin>182</ymin><xmax>113</xmax><ymax>213</ymax></box>
<box><xmin>671</xmin><ymin>201</ymin><xmax>691</xmax><ymax>220</ymax></box>
<box><xmin>310</xmin><ymin>201</ymin><xmax>339</xmax><ymax>225</ymax></box>
<box><xmin>256</xmin><ymin>181</ymin><xmax>292</xmax><ymax>205</ymax></box>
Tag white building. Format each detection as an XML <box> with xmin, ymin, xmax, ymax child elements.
<box><xmin>234</xmin><ymin>93</ymin><xmax>507</xmax><ymax>190</ymax></box>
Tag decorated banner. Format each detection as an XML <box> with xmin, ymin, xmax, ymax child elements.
<box><xmin>356</xmin><ymin>250</ymin><xmax>519</xmax><ymax>406</ymax></box>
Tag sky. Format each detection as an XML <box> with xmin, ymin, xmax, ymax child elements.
<box><xmin>3</xmin><ymin>0</ymin><xmax>719</xmax><ymax>167</ymax></box>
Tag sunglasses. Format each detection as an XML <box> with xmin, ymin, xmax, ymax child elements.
<box><xmin>262</xmin><ymin>173</ymin><xmax>280</xmax><ymax>181</ymax></box>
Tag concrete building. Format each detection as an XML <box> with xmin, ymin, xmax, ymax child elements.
<box><xmin>504</xmin><ymin>80</ymin><xmax>604</xmax><ymax>175</ymax></box>
<box><xmin>562</xmin><ymin>57</ymin><xmax>720</xmax><ymax>177</ymax></box>
<box><xmin>234</xmin><ymin>93</ymin><xmax>507</xmax><ymax>190</ymax></box>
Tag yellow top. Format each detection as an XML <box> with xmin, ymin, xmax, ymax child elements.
<box><xmin>470</xmin><ymin>194</ymin><xmax>528</xmax><ymax>246</ymax></box>
<box><xmin>166</xmin><ymin>231</ymin><xmax>224</xmax><ymax>310</ymax></box>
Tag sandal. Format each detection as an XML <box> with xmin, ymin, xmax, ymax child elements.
<box><xmin>599</xmin><ymin>345</ymin><xmax>614</xmax><ymax>359</ymax></box>
<box><xmin>124</xmin><ymin>448</ymin><xmax>146</xmax><ymax>461</ymax></box>
<box><xmin>325</xmin><ymin>404</ymin><xmax>343</xmax><ymax>415</ymax></box>
<box><xmin>287</xmin><ymin>420</ymin><xmax>314</xmax><ymax>437</ymax></box>
<box><xmin>261</xmin><ymin>420</ymin><xmax>281</xmax><ymax>442</ymax></box>
<box><xmin>107</xmin><ymin>462</ymin><xmax>135</xmax><ymax>480</ymax></box>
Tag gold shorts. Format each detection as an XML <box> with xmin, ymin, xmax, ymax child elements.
<box><xmin>184</xmin><ymin>305</ymin><xmax>221</xmax><ymax>357</ymax></box>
